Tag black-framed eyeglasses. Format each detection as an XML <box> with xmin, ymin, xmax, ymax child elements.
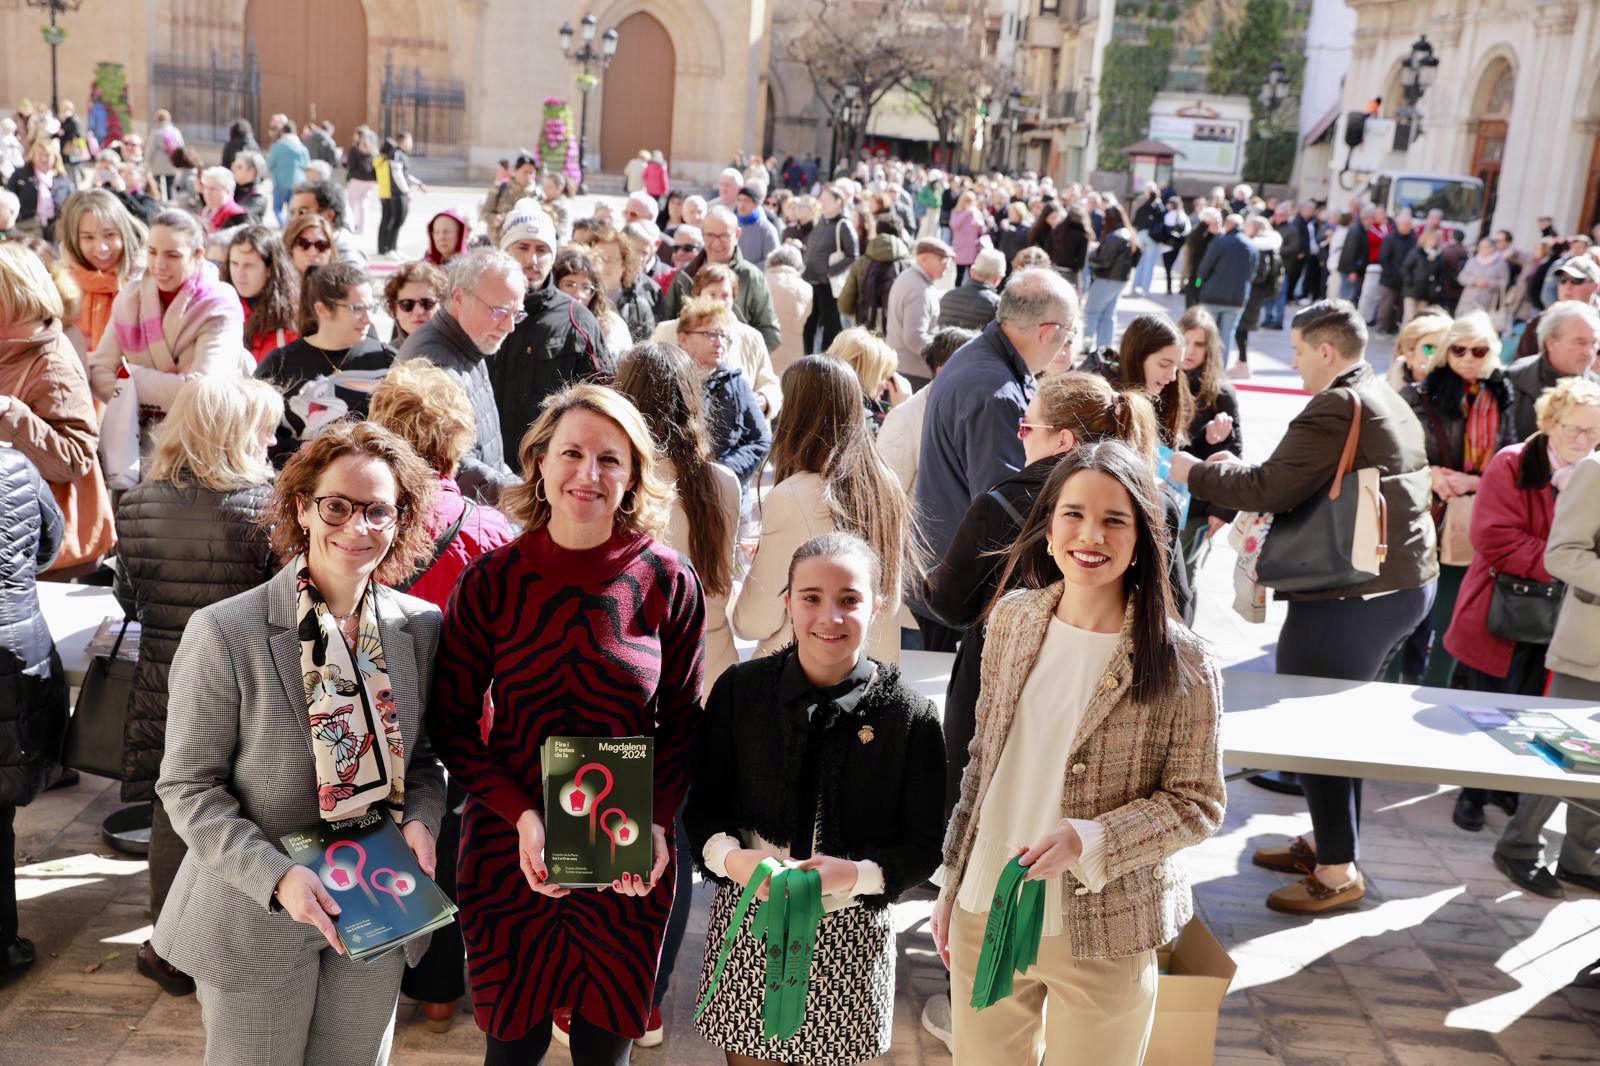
<box><xmin>469</xmin><ymin>289</ymin><xmax>529</xmax><ymax>325</ymax></box>
<box><xmin>396</xmin><ymin>297</ymin><xmax>438</xmax><ymax>313</ymax></box>
<box><xmin>310</xmin><ymin>494</ymin><xmax>401</xmax><ymax>530</ymax></box>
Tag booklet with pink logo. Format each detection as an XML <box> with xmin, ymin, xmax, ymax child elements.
<box><xmin>541</xmin><ymin>735</ymin><xmax>654</xmax><ymax>887</ymax></box>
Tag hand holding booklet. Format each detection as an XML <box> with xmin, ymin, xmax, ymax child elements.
<box><xmin>281</xmin><ymin>810</ymin><xmax>458</xmax><ymax>961</ymax></box>
<box><xmin>541</xmin><ymin>735</ymin><xmax>655</xmax><ymax>887</ymax></box>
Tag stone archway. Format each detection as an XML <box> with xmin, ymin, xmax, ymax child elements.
<box><xmin>600</xmin><ymin>12</ymin><xmax>675</xmax><ymax>172</ymax></box>
<box><xmin>1468</xmin><ymin>58</ymin><xmax>1515</xmax><ymax>227</ymax></box>
<box><xmin>245</xmin><ymin>0</ymin><xmax>368</xmax><ymax>138</ymax></box>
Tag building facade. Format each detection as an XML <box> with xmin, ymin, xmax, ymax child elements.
<box><xmin>1330</xmin><ymin>0</ymin><xmax>1600</xmax><ymax>243</ymax></box>
<box><xmin>0</xmin><ymin>0</ymin><xmax>773</xmax><ymax>182</ymax></box>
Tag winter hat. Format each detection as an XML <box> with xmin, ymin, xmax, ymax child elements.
<box><xmin>499</xmin><ymin>198</ymin><xmax>558</xmax><ymax>252</ymax></box>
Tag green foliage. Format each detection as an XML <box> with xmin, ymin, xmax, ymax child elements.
<box><xmin>1208</xmin><ymin>0</ymin><xmax>1306</xmax><ymax>184</ymax></box>
<box><xmin>1097</xmin><ymin>36</ymin><xmax>1174</xmax><ymax>171</ymax></box>
<box><xmin>93</xmin><ymin>62</ymin><xmax>130</xmax><ymax>144</ymax></box>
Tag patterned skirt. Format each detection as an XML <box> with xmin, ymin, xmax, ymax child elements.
<box><xmin>693</xmin><ymin>882</ymin><xmax>895</xmax><ymax>1066</ymax></box>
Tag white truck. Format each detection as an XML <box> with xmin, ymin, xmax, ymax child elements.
<box><xmin>1365</xmin><ymin>172</ymin><xmax>1486</xmax><ymax>245</ymax></box>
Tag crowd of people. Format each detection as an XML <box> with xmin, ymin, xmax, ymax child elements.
<box><xmin>3</xmin><ymin>100</ymin><xmax>1600</xmax><ymax>1066</ymax></box>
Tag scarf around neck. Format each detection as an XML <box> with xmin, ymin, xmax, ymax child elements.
<box><xmin>1461</xmin><ymin>379</ymin><xmax>1501</xmax><ymax>474</ymax></box>
<box><xmin>71</xmin><ymin>263</ymin><xmax>123</xmax><ymax>349</ymax></box>
<box><xmin>111</xmin><ymin>259</ymin><xmax>237</xmax><ymax>369</ymax></box>
<box><xmin>295</xmin><ymin>558</ymin><xmax>406</xmax><ymax>821</ymax></box>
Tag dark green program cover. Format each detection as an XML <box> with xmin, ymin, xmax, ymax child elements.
<box><xmin>542</xmin><ymin>735</ymin><xmax>654</xmax><ymax>886</ymax></box>
<box><xmin>281</xmin><ymin>809</ymin><xmax>459</xmax><ymax>961</ymax></box>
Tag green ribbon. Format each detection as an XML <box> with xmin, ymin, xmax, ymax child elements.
<box><xmin>693</xmin><ymin>858</ymin><xmax>825</xmax><ymax>1042</ymax></box>
<box><xmin>970</xmin><ymin>856</ymin><xmax>1046</xmax><ymax>1010</ymax></box>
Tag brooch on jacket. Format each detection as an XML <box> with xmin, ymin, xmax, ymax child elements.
<box><xmin>857</xmin><ymin>725</ymin><xmax>875</xmax><ymax>745</ymax></box>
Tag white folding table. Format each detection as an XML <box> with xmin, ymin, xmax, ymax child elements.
<box><xmin>37</xmin><ymin>580</ymin><xmax>125</xmax><ymax>687</ymax></box>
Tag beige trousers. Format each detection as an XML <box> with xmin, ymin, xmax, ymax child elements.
<box><xmin>949</xmin><ymin>904</ymin><xmax>1157</xmax><ymax>1066</ymax></box>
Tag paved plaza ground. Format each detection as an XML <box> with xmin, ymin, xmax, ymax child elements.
<box><xmin>5</xmin><ymin>188</ymin><xmax>1600</xmax><ymax>1064</ymax></box>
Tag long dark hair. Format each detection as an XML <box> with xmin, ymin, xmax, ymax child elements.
<box><xmin>988</xmin><ymin>440</ymin><xmax>1188</xmax><ymax>704</ymax></box>
<box><xmin>768</xmin><ymin>355</ymin><xmax>915</xmax><ymax>604</ymax></box>
<box><xmin>222</xmin><ymin>225</ymin><xmax>298</xmax><ymax>343</ymax></box>
<box><xmin>1118</xmin><ymin>314</ymin><xmax>1193</xmax><ymax>448</ymax></box>
<box><xmin>1103</xmin><ymin>204</ymin><xmax>1129</xmax><ymax>235</ymax></box>
<box><xmin>612</xmin><ymin>341</ymin><xmax>735</xmax><ymax>597</ymax></box>
<box><xmin>1177</xmin><ymin>306</ymin><xmax>1225</xmax><ymax>409</ymax></box>
<box><xmin>297</xmin><ymin>260</ymin><xmax>366</xmax><ymax>338</ymax></box>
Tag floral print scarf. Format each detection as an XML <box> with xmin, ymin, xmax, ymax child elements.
<box><xmin>295</xmin><ymin>559</ymin><xmax>405</xmax><ymax>821</ymax></box>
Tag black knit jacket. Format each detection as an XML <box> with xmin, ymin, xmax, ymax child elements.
<box><xmin>683</xmin><ymin>648</ymin><xmax>946</xmax><ymax>908</ymax></box>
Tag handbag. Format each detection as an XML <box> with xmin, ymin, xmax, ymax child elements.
<box><xmin>1487</xmin><ymin>572</ymin><xmax>1563</xmax><ymax>644</ymax></box>
<box><xmin>827</xmin><ymin>219</ymin><xmax>851</xmax><ymax>299</ymax></box>
<box><xmin>61</xmin><ymin>619</ymin><xmax>136</xmax><ymax>781</ymax></box>
<box><xmin>99</xmin><ymin>359</ymin><xmax>141</xmax><ymax>490</ymax></box>
<box><xmin>1255</xmin><ymin>391</ymin><xmax>1389</xmax><ymax>593</ymax></box>
<box><xmin>1439</xmin><ymin>493</ymin><xmax>1476</xmax><ymax>567</ymax></box>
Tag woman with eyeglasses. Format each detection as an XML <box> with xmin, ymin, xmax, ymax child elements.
<box><xmin>222</xmin><ymin>225</ymin><xmax>300</xmax><ymax>364</ymax></box>
<box><xmin>149</xmin><ymin>419</ymin><xmax>447</xmax><ymax>1064</ymax></box>
<box><xmin>551</xmin><ymin>244</ymin><xmax>632</xmax><ymax>355</ymax></box>
<box><xmin>673</xmin><ymin>296</ymin><xmax>771</xmax><ymax>490</ymax></box>
<box><xmin>1442</xmin><ymin>377</ymin><xmax>1600</xmax><ymax>842</ymax></box>
<box><xmin>1397</xmin><ymin>310</ymin><xmax>1519</xmax><ymax>693</ymax></box>
<box><xmin>282</xmin><ymin>212</ymin><xmax>339</xmax><ymax>276</ymax></box>
<box><xmin>1386</xmin><ymin>309</ymin><xmax>1452</xmax><ymax>393</ymax></box>
<box><xmin>255</xmin><ymin>261</ymin><xmax>395</xmax><ymax>468</ymax></box>
<box><xmin>384</xmin><ymin>259</ymin><xmax>446</xmax><ymax>346</ymax></box>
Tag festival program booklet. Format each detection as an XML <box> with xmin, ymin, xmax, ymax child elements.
<box><xmin>541</xmin><ymin>735</ymin><xmax>654</xmax><ymax>887</ymax></box>
<box><xmin>1453</xmin><ymin>706</ymin><xmax>1582</xmax><ymax>759</ymax></box>
<box><xmin>281</xmin><ymin>809</ymin><xmax>458</xmax><ymax>962</ymax></box>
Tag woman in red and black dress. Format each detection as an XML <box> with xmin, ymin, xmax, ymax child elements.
<box><xmin>427</xmin><ymin>382</ymin><xmax>706</xmax><ymax>1065</ymax></box>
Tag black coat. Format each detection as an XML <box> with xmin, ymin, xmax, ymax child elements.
<box><xmin>492</xmin><ymin>284</ymin><xmax>613</xmax><ymax>472</ymax></box>
<box><xmin>684</xmin><ymin>648</ymin><xmax>945</xmax><ymax>907</ymax></box>
<box><xmin>615</xmin><ymin>273</ymin><xmax>660</xmax><ymax>344</ymax></box>
<box><xmin>1050</xmin><ymin>221</ymin><xmax>1091</xmax><ymax>272</ymax></box>
<box><xmin>921</xmin><ymin>453</ymin><xmax>1192</xmax><ymax>814</ymax></box>
<box><xmin>1181</xmin><ymin>371</ymin><xmax>1244</xmax><ymax>524</ymax></box>
<box><xmin>1337</xmin><ymin>225</ymin><xmax>1373</xmax><ymax>278</ymax></box>
<box><xmin>1378</xmin><ymin>229</ymin><xmax>1418</xmax><ymax>289</ymax></box>
<box><xmin>0</xmin><ymin>448</ymin><xmax>66</xmax><ymax>807</ymax></box>
<box><xmin>1401</xmin><ymin>246</ymin><xmax>1446</xmax><ymax>304</ymax></box>
<box><xmin>1089</xmin><ymin>229</ymin><xmax>1135</xmax><ymax>282</ymax></box>
<box><xmin>1404</xmin><ymin>365</ymin><xmax>1520</xmax><ymax>472</ymax></box>
<box><xmin>112</xmin><ymin>481</ymin><xmax>276</xmax><ymax>801</ymax></box>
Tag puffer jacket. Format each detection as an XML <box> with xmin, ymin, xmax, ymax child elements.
<box><xmin>0</xmin><ymin>448</ymin><xmax>67</xmax><ymax>807</ymax></box>
<box><xmin>493</xmin><ymin>283</ymin><xmax>613</xmax><ymax>472</ymax></box>
<box><xmin>615</xmin><ymin>273</ymin><xmax>661</xmax><ymax>343</ymax></box>
<box><xmin>112</xmin><ymin>479</ymin><xmax>276</xmax><ymax>801</ymax></box>
<box><xmin>703</xmin><ymin>364</ymin><xmax>771</xmax><ymax>486</ymax></box>
<box><xmin>838</xmin><ymin>233</ymin><xmax>910</xmax><ymax>328</ymax></box>
<box><xmin>936</xmin><ymin>276</ymin><xmax>1000</xmax><ymax>331</ymax></box>
<box><xmin>397</xmin><ymin>310</ymin><xmax>517</xmax><ymax>504</ymax></box>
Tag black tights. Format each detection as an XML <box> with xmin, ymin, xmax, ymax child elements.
<box><xmin>484</xmin><ymin>1014</ymin><xmax>632</xmax><ymax>1066</ymax></box>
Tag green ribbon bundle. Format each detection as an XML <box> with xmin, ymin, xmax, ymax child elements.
<box><xmin>694</xmin><ymin>857</ymin><xmax>826</xmax><ymax>1041</ymax></box>
<box><xmin>970</xmin><ymin>856</ymin><xmax>1046</xmax><ymax>1010</ymax></box>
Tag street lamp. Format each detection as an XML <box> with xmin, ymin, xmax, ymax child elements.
<box><xmin>829</xmin><ymin>81</ymin><xmax>860</xmax><ymax>177</ymax></box>
<box><xmin>1254</xmin><ymin>60</ymin><xmax>1289</xmax><ymax>188</ymax></box>
<box><xmin>557</xmin><ymin>11</ymin><xmax>619</xmax><ymax>192</ymax></box>
<box><xmin>1395</xmin><ymin>35</ymin><xmax>1439</xmax><ymax>146</ymax></box>
<box><xmin>25</xmin><ymin>0</ymin><xmax>84</xmax><ymax>116</ymax></box>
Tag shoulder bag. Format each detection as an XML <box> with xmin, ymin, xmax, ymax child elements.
<box><xmin>1487</xmin><ymin>572</ymin><xmax>1563</xmax><ymax>645</ymax></box>
<box><xmin>1255</xmin><ymin>390</ymin><xmax>1389</xmax><ymax>593</ymax></box>
<box><xmin>62</xmin><ymin>619</ymin><xmax>136</xmax><ymax>780</ymax></box>
<box><xmin>827</xmin><ymin>219</ymin><xmax>852</xmax><ymax>299</ymax></box>
<box><xmin>394</xmin><ymin>502</ymin><xmax>473</xmax><ymax>593</ymax></box>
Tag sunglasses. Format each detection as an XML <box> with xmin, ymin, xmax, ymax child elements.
<box><xmin>396</xmin><ymin>297</ymin><xmax>437</xmax><ymax>313</ymax></box>
<box><xmin>1448</xmin><ymin>344</ymin><xmax>1491</xmax><ymax>358</ymax></box>
<box><xmin>294</xmin><ymin>238</ymin><xmax>332</xmax><ymax>253</ymax></box>
<box><xmin>673</xmin><ymin>243</ymin><xmax>701</xmax><ymax>255</ymax></box>
<box><xmin>1017</xmin><ymin>420</ymin><xmax>1057</xmax><ymax>440</ymax></box>
<box><xmin>310</xmin><ymin>494</ymin><xmax>400</xmax><ymax>530</ymax></box>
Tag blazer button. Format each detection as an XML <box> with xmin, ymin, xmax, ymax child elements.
<box><xmin>1152</xmin><ymin>866</ymin><xmax>1165</xmax><ymax>882</ymax></box>
<box><xmin>1071</xmin><ymin>762</ymin><xmax>1087</xmax><ymax>775</ymax></box>
<box><xmin>1073</xmin><ymin>886</ymin><xmax>1090</xmax><ymax>896</ymax></box>
<box><xmin>1101</xmin><ymin>673</ymin><xmax>1119</xmax><ymax>692</ymax></box>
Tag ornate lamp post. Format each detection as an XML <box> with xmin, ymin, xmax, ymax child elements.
<box><xmin>1397</xmin><ymin>35</ymin><xmax>1439</xmax><ymax>136</ymax></box>
<box><xmin>26</xmin><ymin>0</ymin><xmax>84</xmax><ymax>116</ymax></box>
<box><xmin>1254</xmin><ymin>60</ymin><xmax>1288</xmax><ymax>188</ymax></box>
<box><xmin>558</xmin><ymin>12</ymin><xmax>619</xmax><ymax>191</ymax></box>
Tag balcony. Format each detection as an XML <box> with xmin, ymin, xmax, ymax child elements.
<box><xmin>1047</xmin><ymin>89</ymin><xmax>1084</xmax><ymax>121</ymax></box>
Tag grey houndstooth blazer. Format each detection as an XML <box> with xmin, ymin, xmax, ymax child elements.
<box><xmin>150</xmin><ymin>562</ymin><xmax>448</xmax><ymax>990</ymax></box>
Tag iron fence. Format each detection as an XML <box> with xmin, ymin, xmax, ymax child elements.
<box><xmin>148</xmin><ymin>48</ymin><xmax>259</xmax><ymax>145</ymax></box>
<box><xmin>379</xmin><ymin>54</ymin><xmax>466</xmax><ymax>158</ymax></box>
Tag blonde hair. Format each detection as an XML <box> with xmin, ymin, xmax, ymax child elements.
<box><xmin>1396</xmin><ymin>310</ymin><xmax>1453</xmax><ymax>372</ymax></box>
<box><xmin>58</xmin><ymin>189</ymin><xmax>148</xmax><ymax>283</ymax></box>
<box><xmin>27</xmin><ymin>137</ymin><xmax>64</xmax><ymax>176</ymax></box>
<box><xmin>1441</xmin><ymin>310</ymin><xmax>1502</xmax><ymax>366</ymax></box>
<box><xmin>1535</xmin><ymin>376</ymin><xmax>1600</xmax><ymax>435</ymax></box>
<box><xmin>0</xmin><ymin>241</ymin><xmax>65</xmax><ymax>323</ymax></box>
<box><xmin>826</xmin><ymin>326</ymin><xmax>898</xmax><ymax>396</ymax></box>
<box><xmin>147</xmin><ymin>376</ymin><xmax>281</xmax><ymax>491</ymax></box>
<box><xmin>502</xmin><ymin>383</ymin><xmax>672</xmax><ymax>538</ymax></box>
<box><xmin>368</xmin><ymin>361</ymin><xmax>477</xmax><ymax>476</ymax></box>
<box><xmin>678</xmin><ymin>294</ymin><xmax>733</xmax><ymax>334</ymax></box>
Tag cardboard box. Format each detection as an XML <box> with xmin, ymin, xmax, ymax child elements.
<box><xmin>1144</xmin><ymin>917</ymin><xmax>1238</xmax><ymax>1066</ymax></box>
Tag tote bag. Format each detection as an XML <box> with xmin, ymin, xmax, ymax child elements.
<box><xmin>1255</xmin><ymin>391</ymin><xmax>1389</xmax><ymax>593</ymax></box>
<box><xmin>62</xmin><ymin>620</ymin><xmax>135</xmax><ymax>781</ymax></box>
<box><xmin>1439</xmin><ymin>494</ymin><xmax>1476</xmax><ymax>567</ymax></box>
<box><xmin>827</xmin><ymin>219</ymin><xmax>852</xmax><ymax>298</ymax></box>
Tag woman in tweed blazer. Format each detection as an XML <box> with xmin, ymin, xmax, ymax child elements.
<box><xmin>930</xmin><ymin>441</ymin><xmax>1226</xmax><ymax>1065</ymax></box>
<box><xmin>152</xmin><ymin>422</ymin><xmax>447</xmax><ymax>1066</ymax></box>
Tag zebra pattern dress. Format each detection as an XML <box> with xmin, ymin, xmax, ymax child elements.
<box><xmin>426</xmin><ymin>526</ymin><xmax>706</xmax><ymax>1042</ymax></box>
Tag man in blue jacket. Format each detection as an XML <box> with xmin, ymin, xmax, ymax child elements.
<box><xmin>1196</xmin><ymin>213</ymin><xmax>1260</xmax><ymax>370</ymax></box>
<box><xmin>915</xmin><ymin>268</ymin><xmax>1078</xmax><ymax>647</ymax></box>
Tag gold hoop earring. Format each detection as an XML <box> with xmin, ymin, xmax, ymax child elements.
<box><xmin>1045</xmin><ymin>539</ymin><xmax>1054</xmax><ymax>557</ymax></box>
<box><xmin>618</xmin><ymin>490</ymin><xmax>637</xmax><ymax>517</ymax></box>
<box><xmin>533</xmin><ymin>479</ymin><xmax>548</xmax><ymax>503</ymax></box>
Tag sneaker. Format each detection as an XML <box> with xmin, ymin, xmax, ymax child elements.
<box><xmin>635</xmin><ymin>1006</ymin><xmax>664</xmax><ymax>1047</ymax></box>
<box><xmin>552</xmin><ymin>1007</ymin><xmax>571</xmax><ymax>1047</ymax></box>
<box><xmin>920</xmin><ymin>993</ymin><xmax>954</xmax><ymax>1054</ymax></box>
<box><xmin>1266</xmin><ymin>871</ymin><xmax>1366</xmax><ymax>914</ymax></box>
